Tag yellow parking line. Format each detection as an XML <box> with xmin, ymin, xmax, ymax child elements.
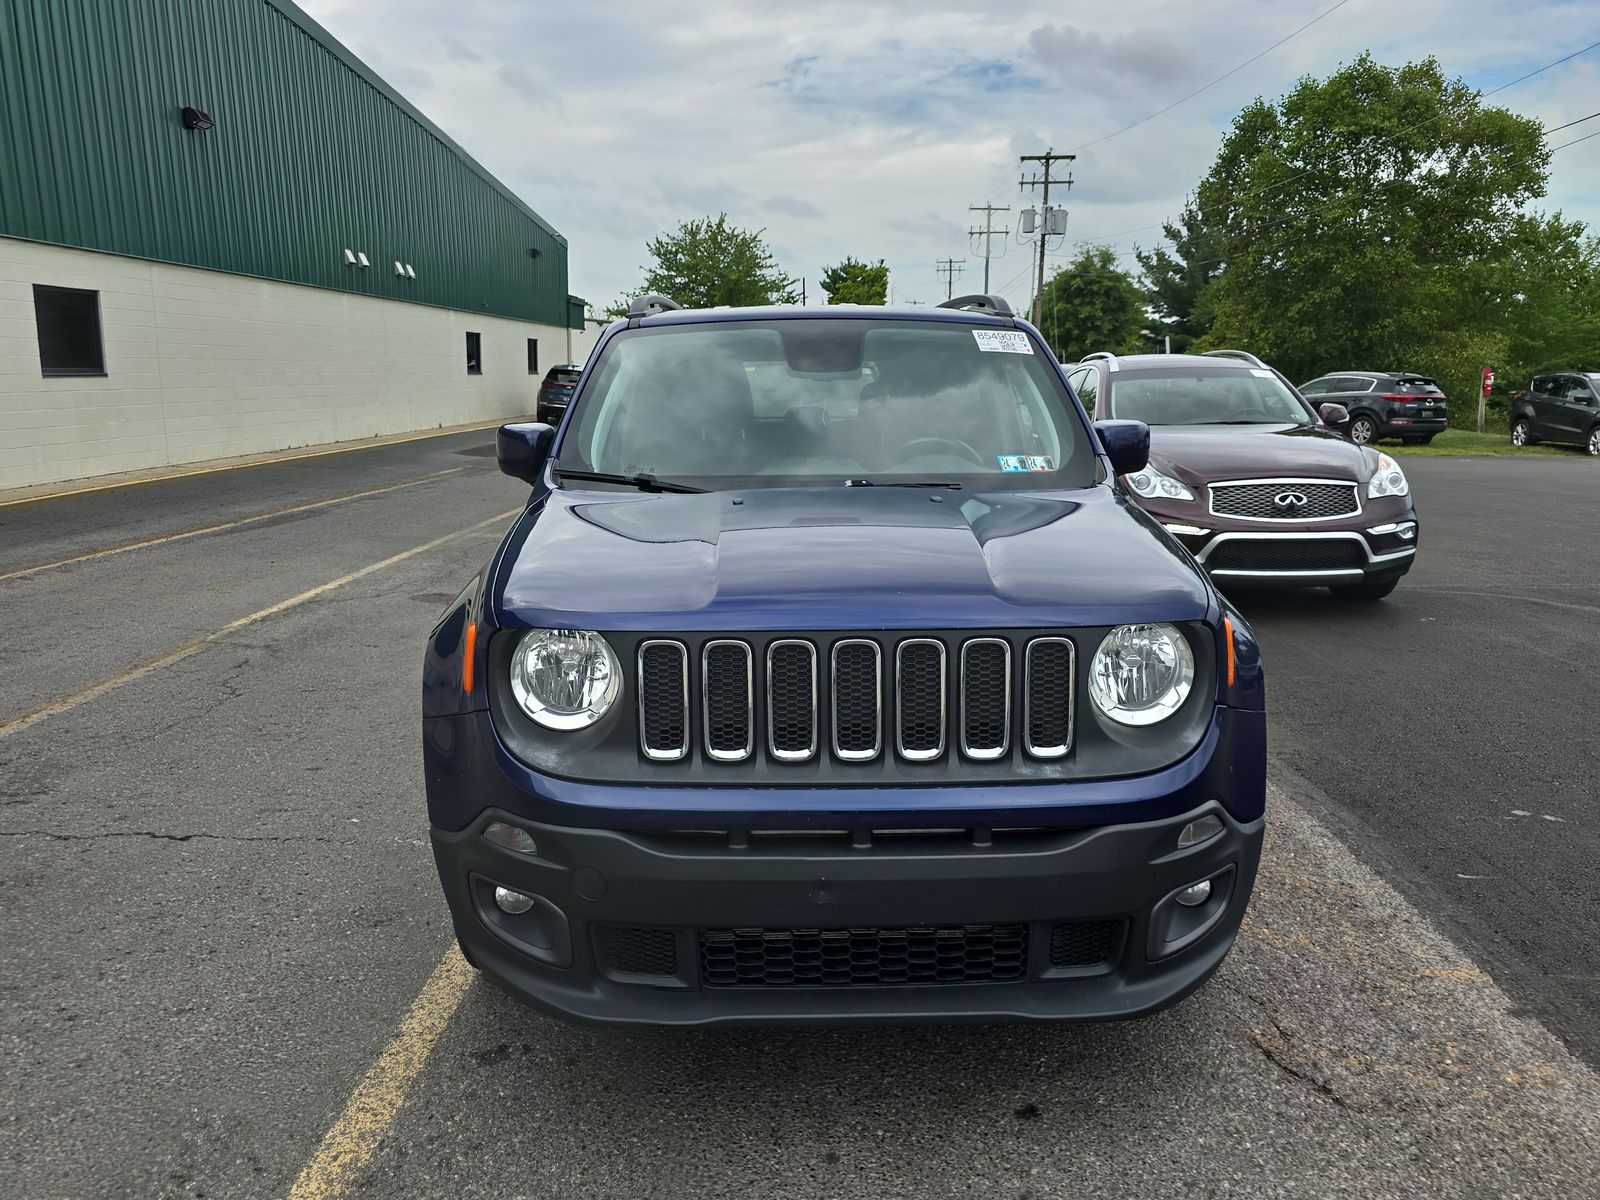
<box><xmin>0</xmin><ymin>468</ymin><xmax>466</xmax><ymax>584</ymax></box>
<box><xmin>0</xmin><ymin>420</ymin><xmax>506</xmax><ymax>511</ymax></box>
<box><xmin>0</xmin><ymin>508</ymin><xmax>519</xmax><ymax>740</ymax></box>
<box><xmin>287</xmin><ymin>946</ymin><xmax>475</xmax><ymax>1200</ymax></box>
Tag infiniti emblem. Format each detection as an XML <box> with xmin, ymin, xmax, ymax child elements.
<box><xmin>1273</xmin><ymin>490</ymin><xmax>1310</xmax><ymax>513</ymax></box>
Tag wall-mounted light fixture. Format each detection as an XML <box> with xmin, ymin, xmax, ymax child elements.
<box><xmin>529</xmin><ymin>248</ymin><xmax>542</xmax><ymax>259</ymax></box>
<box><xmin>180</xmin><ymin>106</ymin><xmax>215</xmax><ymax>131</ymax></box>
<box><xmin>356</xmin><ymin>252</ymin><xmax>370</xmax><ymax>268</ymax></box>
<box><xmin>404</xmin><ymin>264</ymin><xmax>416</xmax><ymax>278</ymax></box>
<box><xmin>343</xmin><ymin>249</ymin><xmax>357</xmax><ymax>265</ymax></box>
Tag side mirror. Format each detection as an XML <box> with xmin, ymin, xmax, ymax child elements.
<box><xmin>1094</xmin><ymin>419</ymin><xmax>1150</xmax><ymax>476</ymax></box>
<box><xmin>1318</xmin><ymin>402</ymin><xmax>1350</xmax><ymax>428</ymax></box>
<box><xmin>497</xmin><ymin>422</ymin><xmax>555</xmax><ymax>484</ymax></box>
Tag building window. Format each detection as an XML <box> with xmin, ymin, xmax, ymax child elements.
<box><xmin>34</xmin><ymin>285</ymin><xmax>106</xmax><ymax>377</ymax></box>
<box><xmin>527</xmin><ymin>338</ymin><xmax>538</xmax><ymax>375</ymax></box>
<box><xmin>466</xmin><ymin>332</ymin><xmax>482</xmax><ymax>375</ymax></box>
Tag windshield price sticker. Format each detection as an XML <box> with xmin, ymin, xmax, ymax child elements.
<box><xmin>997</xmin><ymin>454</ymin><xmax>1056</xmax><ymax>472</ymax></box>
<box><xmin>972</xmin><ymin>330</ymin><xmax>1033</xmax><ymax>354</ymax></box>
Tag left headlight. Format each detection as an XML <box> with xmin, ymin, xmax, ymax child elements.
<box><xmin>1125</xmin><ymin>464</ymin><xmax>1194</xmax><ymax>502</ymax></box>
<box><xmin>1089</xmin><ymin>623</ymin><xmax>1195</xmax><ymax>726</ymax></box>
<box><xmin>1368</xmin><ymin>453</ymin><xmax>1410</xmax><ymax>498</ymax></box>
<box><xmin>509</xmin><ymin>628</ymin><xmax>621</xmax><ymax>730</ymax></box>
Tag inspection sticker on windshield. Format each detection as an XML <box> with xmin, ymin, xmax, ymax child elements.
<box><xmin>997</xmin><ymin>454</ymin><xmax>1055</xmax><ymax>472</ymax></box>
<box><xmin>972</xmin><ymin>330</ymin><xmax>1033</xmax><ymax>354</ymax></box>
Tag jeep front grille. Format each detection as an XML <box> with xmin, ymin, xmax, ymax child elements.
<box><xmin>636</xmin><ymin>634</ymin><xmax>1075</xmax><ymax>766</ymax></box>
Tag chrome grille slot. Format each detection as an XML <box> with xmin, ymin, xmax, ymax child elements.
<box><xmin>960</xmin><ymin>638</ymin><xmax>1010</xmax><ymax>759</ymax></box>
<box><xmin>702</xmin><ymin>640</ymin><xmax>753</xmax><ymax>761</ymax></box>
<box><xmin>1024</xmin><ymin>637</ymin><xmax>1075</xmax><ymax>758</ymax></box>
<box><xmin>896</xmin><ymin>639</ymin><xmax>946</xmax><ymax>760</ymax></box>
<box><xmin>637</xmin><ymin>640</ymin><xmax>689</xmax><ymax>761</ymax></box>
<box><xmin>766</xmin><ymin>640</ymin><xmax>817</xmax><ymax>761</ymax></box>
<box><xmin>831</xmin><ymin>640</ymin><xmax>881</xmax><ymax>760</ymax></box>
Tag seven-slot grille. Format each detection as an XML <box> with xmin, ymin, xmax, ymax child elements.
<box><xmin>636</xmin><ymin>635</ymin><xmax>1075</xmax><ymax>764</ymax></box>
<box><xmin>1208</xmin><ymin>479</ymin><xmax>1359</xmax><ymax>521</ymax></box>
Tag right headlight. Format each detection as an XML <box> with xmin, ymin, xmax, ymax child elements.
<box><xmin>509</xmin><ymin>628</ymin><xmax>621</xmax><ymax>730</ymax></box>
<box><xmin>1089</xmin><ymin>623</ymin><xmax>1195</xmax><ymax>726</ymax></box>
<box><xmin>1124</xmin><ymin>465</ymin><xmax>1195</xmax><ymax>502</ymax></box>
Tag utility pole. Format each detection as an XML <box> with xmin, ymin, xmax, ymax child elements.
<box><xmin>968</xmin><ymin>203</ymin><xmax>1010</xmax><ymax>292</ymax></box>
<box><xmin>935</xmin><ymin>257</ymin><xmax>965</xmax><ymax>300</ymax></box>
<box><xmin>1019</xmin><ymin>148</ymin><xmax>1075</xmax><ymax>326</ymax></box>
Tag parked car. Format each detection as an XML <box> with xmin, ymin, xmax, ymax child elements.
<box><xmin>1297</xmin><ymin>371</ymin><xmax>1449</xmax><ymax>445</ymax></box>
<box><xmin>423</xmin><ymin>294</ymin><xmax>1266</xmax><ymax>1027</ymax></box>
<box><xmin>1509</xmin><ymin>373</ymin><xmax>1600</xmax><ymax>456</ymax></box>
<box><xmin>535</xmin><ymin>364</ymin><xmax>583</xmax><ymax>424</ymax></box>
<box><xmin>1065</xmin><ymin>350</ymin><xmax>1419</xmax><ymax>600</ymax></box>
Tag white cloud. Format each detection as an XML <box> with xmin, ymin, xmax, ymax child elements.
<box><xmin>301</xmin><ymin>0</ymin><xmax>1600</xmax><ymax>311</ymax></box>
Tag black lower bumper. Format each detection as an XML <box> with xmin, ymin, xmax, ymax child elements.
<box><xmin>431</xmin><ymin>801</ymin><xmax>1263</xmax><ymax>1027</ymax></box>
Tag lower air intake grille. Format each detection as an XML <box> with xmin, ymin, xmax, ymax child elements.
<box><xmin>699</xmin><ymin>924</ymin><xmax>1028</xmax><ymax>988</ymax></box>
<box><xmin>1048</xmin><ymin>919</ymin><xmax>1124</xmax><ymax>968</ymax></box>
<box><xmin>597</xmin><ymin>926</ymin><xmax>679</xmax><ymax>976</ymax></box>
<box><xmin>1208</xmin><ymin>539</ymin><xmax>1366</xmax><ymax>572</ymax></box>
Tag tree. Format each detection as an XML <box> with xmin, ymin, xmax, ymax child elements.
<box><xmin>1135</xmin><ymin>198</ymin><xmax>1222</xmax><ymax>353</ymax></box>
<box><xmin>820</xmin><ymin>257</ymin><xmax>889</xmax><ymax>305</ymax></box>
<box><xmin>1196</xmin><ymin>54</ymin><xmax>1549</xmax><ymax>383</ymax></box>
<box><xmin>1035</xmin><ymin>246</ymin><xmax>1145</xmax><ymax>363</ymax></box>
<box><xmin>607</xmin><ymin>214</ymin><xmax>797</xmax><ymax>314</ymax></box>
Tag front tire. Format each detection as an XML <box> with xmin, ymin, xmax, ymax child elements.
<box><xmin>1511</xmin><ymin>418</ymin><xmax>1534</xmax><ymax>447</ymax></box>
<box><xmin>1348</xmin><ymin>414</ymin><xmax>1377</xmax><ymax>445</ymax></box>
<box><xmin>1330</xmin><ymin>576</ymin><xmax>1399</xmax><ymax>601</ymax></box>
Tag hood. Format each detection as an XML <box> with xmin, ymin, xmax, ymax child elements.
<box><xmin>493</xmin><ymin>485</ymin><xmax>1211</xmax><ymax>631</ymax></box>
<box><xmin>1146</xmin><ymin>423</ymin><xmax>1374</xmax><ymax>484</ymax></box>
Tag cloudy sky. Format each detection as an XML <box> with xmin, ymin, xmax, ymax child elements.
<box><xmin>300</xmin><ymin>0</ymin><xmax>1600</xmax><ymax>312</ymax></box>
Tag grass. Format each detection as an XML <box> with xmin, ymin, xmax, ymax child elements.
<box><xmin>1378</xmin><ymin>427</ymin><xmax>1590</xmax><ymax>458</ymax></box>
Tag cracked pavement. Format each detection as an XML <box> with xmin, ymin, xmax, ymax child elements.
<box><xmin>2</xmin><ymin>435</ymin><xmax>1598</xmax><ymax>1198</ymax></box>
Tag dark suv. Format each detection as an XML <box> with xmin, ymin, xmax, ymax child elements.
<box><xmin>1510</xmin><ymin>373</ymin><xmax>1600</xmax><ymax>456</ymax></box>
<box><xmin>536</xmin><ymin>364</ymin><xmax>583</xmax><ymax>424</ymax></box>
<box><xmin>1297</xmin><ymin>372</ymin><xmax>1448</xmax><ymax>445</ymax></box>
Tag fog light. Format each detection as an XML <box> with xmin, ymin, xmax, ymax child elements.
<box><xmin>494</xmin><ymin>887</ymin><xmax>536</xmax><ymax>914</ymax></box>
<box><xmin>1162</xmin><ymin>523</ymin><xmax>1210</xmax><ymax>537</ymax></box>
<box><xmin>1175</xmin><ymin>880</ymin><xmax>1212</xmax><ymax>908</ymax></box>
<box><xmin>1398</xmin><ymin>524</ymin><xmax>1416</xmax><ymax>541</ymax></box>
<box><xmin>485</xmin><ymin>822</ymin><xmax>537</xmax><ymax>855</ymax></box>
<box><xmin>1178</xmin><ymin>814</ymin><xmax>1224</xmax><ymax>849</ymax></box>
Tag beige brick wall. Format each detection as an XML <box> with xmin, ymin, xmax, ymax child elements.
<box><xmin>0</xmin><ymin>237</ymin><xmax>571</xmax><ymax>489</ymax></box>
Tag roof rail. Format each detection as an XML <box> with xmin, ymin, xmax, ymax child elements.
<box><xmin>937</xmin><ymin>294</ymin><xmax>1014</xmax><ymax>318</ymax></box>
<box><xmin>1080</xmin><ymin>351</ymin><xmax>1117</xmax><ymax>363</ymax></box>
<box><xmin>627</xmin><ymin>294</ymin><xmax>683</xmax><ymax>318</ymax></box>
<box><xmin>1202</xmin><ymin>349</ymin><xmax>1267</xmax><ymax>368</ymax></box>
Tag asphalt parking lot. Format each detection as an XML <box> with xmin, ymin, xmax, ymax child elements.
<box><xmin>2</xmin><ymin>433</ymin><xmax>1598</xmax><ymax>1199</ymax></box>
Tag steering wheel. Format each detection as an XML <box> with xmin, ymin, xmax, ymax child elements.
<box><xmin>897</xmin><ymin>436</ymin><xmax>988</xmax><ymax>467</ymax></box>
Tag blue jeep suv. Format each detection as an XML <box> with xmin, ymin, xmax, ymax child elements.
<box><xmin>422</xmin><ymin>294</ymin><xmax>1266</xmax><ymax>1026</ymax></box>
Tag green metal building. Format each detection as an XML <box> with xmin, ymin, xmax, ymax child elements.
<box><xmin>0</xmin><ymin>0</ymin><xmax>584</xmax><ymax>489</ymax></box>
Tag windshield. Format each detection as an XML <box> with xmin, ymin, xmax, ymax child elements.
<box><xmin>559</xmin><ymin>319</ymin><xmax>1095</xmax><ymax>489</ymax></box>
<box><xmin>1110</xmin><ymin>367</ymin><xmax>1313</xmax><ymax>425</ymax></box>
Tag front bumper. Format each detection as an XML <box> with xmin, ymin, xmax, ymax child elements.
<box><xmin>432</xmin><ymin>800</ymin><xmax>1263</xmax><ymax>1027</ymax></box>
<box><xmin>1160</xmin><ymin>519</ymin><xmax>1418</xmax><ymax>587</ymax></box>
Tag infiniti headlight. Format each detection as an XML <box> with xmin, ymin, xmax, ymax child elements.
<box><xmin>1089</xmin><ymin>623</ymin><xmax>1195</xmax><ymax>726</ymax></box>
<box><xmin>509</xmin><ymin>628</ymin><xmax>621</xmax><ymax>730</ymax></box>
<box><xmin>1125</xmin><ymin>465</ymin><xmax>1194</xmax><ymax>502</ymax></box>
<box><xmin>1367</xmin><ymin>452</ymin><xmax>1410</xmax><ymax>499</ymax></box>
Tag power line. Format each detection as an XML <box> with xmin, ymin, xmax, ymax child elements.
<box><xmin>1067</xmin><ymin>0</ymin><xmax>1353</xmax><ymax>154</ymax></box>
<box><xmin>1543</xmin><ymin>109</ymin><xmax>1600</xmax><ymax>136</ymax></box>
<box><xmin>1550</xmin><ymin>127</ymin><xmax>1600</xmax><ymax>152</ymax></box>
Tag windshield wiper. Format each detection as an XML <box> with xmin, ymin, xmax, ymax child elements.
<box><xmin>554</xmin><ymin>469</ymin><xmax>705</xmax><ymax>494</ymax></box>
<box><xmin>843</xmin><ymin>478</ymin><xmax>963</xmax><ymax>490</ymax></box>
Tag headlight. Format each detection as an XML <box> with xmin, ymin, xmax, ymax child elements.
<box><xmin>1367</xmin><ymin>453</ymin><xmax>1409</xmax><ymax>498</ymax></box>
<box><xmin>509</xmin><ymin>628</ymin><xmax>620</xmax><ymax>730</ymax></box>
<box><xmin>1125</xmin><ymin>465</ymin><xmax>1194</xmax><ymax>502</ymax></box>
<box><xmin>1089</xmin><ymin>623</ymin><xmax>1195</xmax><ymax>726</ymax></box>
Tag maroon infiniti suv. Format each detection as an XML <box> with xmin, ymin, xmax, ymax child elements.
<box><xmin>1065</xmin><ymin>350</ymin><xmax>1418</xmax><ymax>600</ymax></box>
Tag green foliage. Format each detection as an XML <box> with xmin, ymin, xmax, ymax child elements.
<box><xmin>1194</xmin><ymin>54</ymin><xmax>1550</xmax><ymax>384</ymax></box>
<box><xmin>1037</xmin><ymin>246</ymin><xmax>1145</xmax><ymax>363</ymax></box>
<box><xmin>820</xmin><ymin>257</ymin><xmax>890</xmax><ymax>305</ymax></box>
<box><xmin>606</xmin><ymin>214</ymin><xmax>797</xmax><ymax>315</ymax></box>
<box><xmin>1135</xmin><ymin>199</ymin><xmax>1221</xmax><ymax>353</ymax></box>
